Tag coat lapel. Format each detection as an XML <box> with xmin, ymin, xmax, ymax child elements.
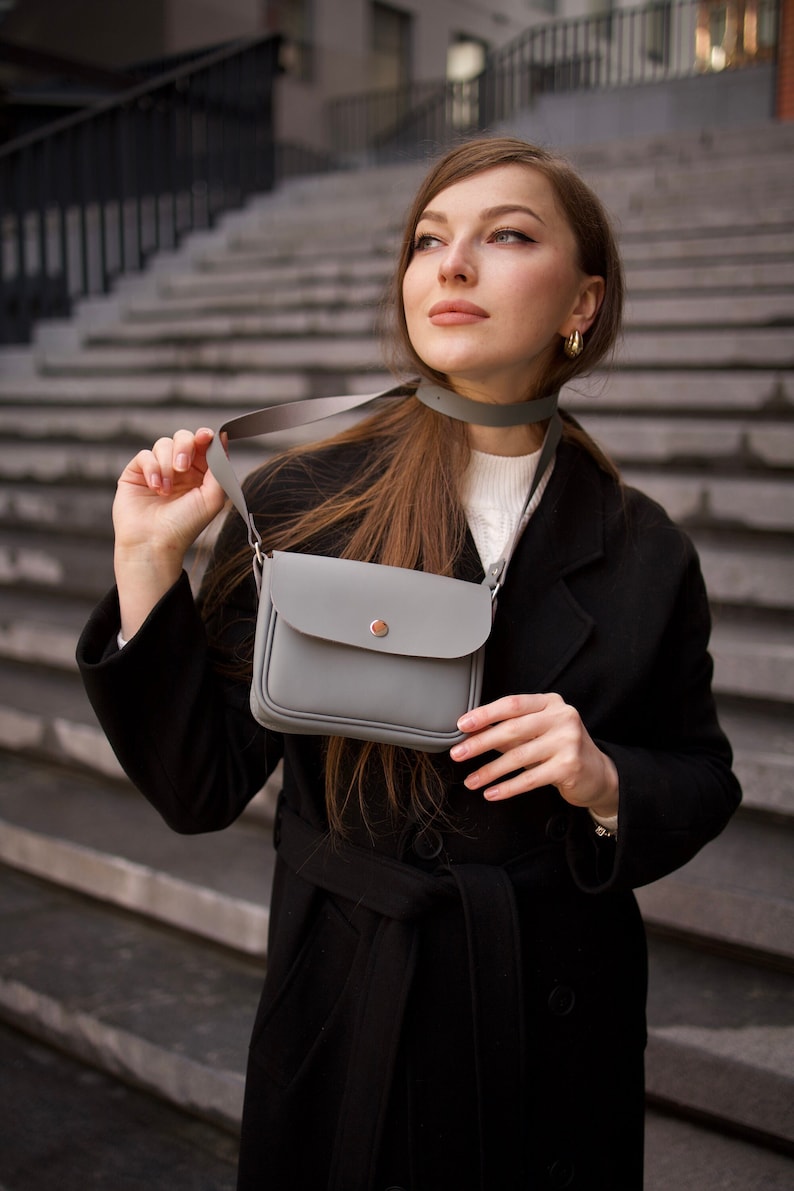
<box><xmin>483</xmin><ymin>442</ymin><xmax>607</xmax><ymax>697</ymax></box>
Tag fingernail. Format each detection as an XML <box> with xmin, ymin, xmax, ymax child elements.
<box><xmin>175</xmin><ymin>453</ymin><xmax>189</xmax><ymax>470</ymax></box>
<box><xmin>464</xmin><ymin>773</ymin><xmax>480</xmax><ymax>789</ymax></box>
<box><xmin>450</xmin><ymin>743</ymin><xmax>466</xmax><ymax>760</ymax></box>
<box><xmin>457</xmin><ymin>714</ymin><xmax>474</xmax><ymax>731</ymax></box>
<box><xmin>161</xmin><ymin>476</ymin><xmax>172</xmax><ymax>494</ymax></box>
<box><xmin>484</xmin><ymin>787</ymin><xmax>500</xmax><ymax>800</ymax></box>
<box><xmin>150</xmin><ymin>472</ymin><xmax>161</xmax><ymax>489</ymax></box>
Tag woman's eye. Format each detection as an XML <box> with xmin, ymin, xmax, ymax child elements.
<box><xmin>412</xmin><ymin>232</ymin><xmax>443</xmax><ymax>252</ymax></box>
<box><xmin>491</xmin><ymin>228</ymin><xmax>533</xmax><ymax>244</ymax></box>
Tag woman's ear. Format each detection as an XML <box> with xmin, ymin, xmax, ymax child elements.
<box><xmin>562</xmin><ymin>275</ymin><xmax>605</xmax><ymax>336</ymax></box>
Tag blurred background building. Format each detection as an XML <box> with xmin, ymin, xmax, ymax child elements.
<box><xmin>0</xmin><ymin>0</ymin><xmax>786</xmax><ymax>154</ymax></box>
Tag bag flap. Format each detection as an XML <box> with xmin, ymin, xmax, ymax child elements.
<box><xmin>266</xmin><ymin>551</ymin><xmax>493</xmax><ymax>660</ymax></box>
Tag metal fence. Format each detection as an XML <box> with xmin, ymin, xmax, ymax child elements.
<box><xmin>328</xmin><ymin>0</ymin><xmax>780</xmax><ymax>158</ymax></box>
<box><xmin>0</xmin><ymin>34</ymin><xmax>281</xmax><ymax>346</ymax></box>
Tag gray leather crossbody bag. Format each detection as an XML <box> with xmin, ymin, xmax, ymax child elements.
<box><xmin>207</xmin><ymin>382</ymin><xmax>561</xmax><ymax>752</ymax></box>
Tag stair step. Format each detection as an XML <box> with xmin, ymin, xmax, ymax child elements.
<box><xmin>0</xmin><ymin>865</ymin><xmax>256</xmax><ymax>1132</ymax></box>
<box><xmin>0</xmin><ymin>427</ymin><xmax>349</xmax><ymax>485</ymax></box>
<box><xmin>0</xmin><ymin>660</ymin><xmax>120</xmax><ymax>775</ymax></box>
<box><xmin>643</xmin><ymin>1105</ymin><xmax>794</xmax><ymax>1190</ymax></box>
<box><xmin>196</xmin><ymin>239</ymin><xmax>397</xmax><ymax>269</ymax></box>
<box><xmin>0</xmin><ymin>590</ymin><xmax>93</xmax><ymax>670</ymax></box>
<box><xmin>0</xmin><ymin>483</ymin><xmax>115</xmax><ymax>535</ymax></box>
<box><xmin>564</xmin><ymin>370</ymin><xmax>793</xmax><ymax>412</ymax></box>
<box><xmin>584</xmin><ymin>415</ymin><xmax>794</xmax><ymax>469</ymax></box>
<box><xmin>0</xmin><ymin>440</ymin><xmax>133</xmax><ymax>483</ymax></box>
<box><xmin>83</xmin><ymin>307</ymin><xmax>378</xmax><ymax>344</ymax></box>
<box><xmin>624</xmin><ymin>292</ymin><xmax>794</xmax><ymax>325</ymax></box>
<box><xmin>692</xmin><ymin>538</ymin><xmax>794</xmax><ymax>612</ymax></box>
<box><xmin>0</xmin><ymin>755</ymin><xmax>275</xmax><ymax>956</ymax></box>
<box><xmin>636</xmin><ymin>811</ymin><xmax>794</xmax><ymax>965</ymax></box>
<box><xmin>0</xmin><ymin>371</ymin><xmax>312</xmax><ymax>405</ymax></box>
<box><xmin>0</xmin><ymin>1021</ymin><xmax>239</xmax><ymax>1191</ymax></box>
<box><xmin>127</xmin><ymin>281</ymin><xmax>387</xmax><ymax>321</ymax></box>
<box><xmin>619</xmin><ymin>327</ymin><xmax>794</xmax><ymax>368</ymax></box>
<box><xmin>645</xmin><ymin>935</ymin><xmax>794</xmax><ymax>1147</ymax></box>
<box><xmin>711</xmin><ymin>620</ymin><xmax>794</xmax><ymax>703</ymax></box>
<box><xmin>718</xmin><ymin>704</ymin><xmax>794</xmax><ymax>819</ymax></box>
<box><xmin>626</xmin><ymin>260</ymin><xmax>794</xmax><ymax>290</ymax></box>
<box><xmin>618</xmin><ymin>228</ymin><xmax>794</xmax><ymax>264</ymax></box>
<box><xmin>0</xmin><ymin>529</ymin><xmax>114</xmax><ymax>599</ymax></box>
<box><xmin>621</xmin><ymin>469</ymin><xmax>794</xmax><ymax>533</ymax></box>
<box><xmin>37</xmin><ymin>338</ymin><xmax>384</xmax><ymax>374</ymax></box>
<box><xmin>160</xmin><ymin>254</ymin><xmax>392</xmax><ymax>295</ymax></box>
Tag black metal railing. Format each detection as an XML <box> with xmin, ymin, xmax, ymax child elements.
<box><xmin>0</xmin><ymin>34</ymin><xmax>281</xmax><ymax>346</ymax></box>
<box><xmin>328</xmin><ymin>0</ymin><xmax>780</xmax><ymax>157</ymax></box>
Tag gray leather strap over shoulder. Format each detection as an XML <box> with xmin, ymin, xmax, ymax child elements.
<box><xmin>206</xmin><ymin>382</ymin><xmax>411</xmax><ymax>537</ymax></box>
<box><xmin>206</xmin><ymin>381</ymin><xmax>562</xmax><ymax>580</ymax></box>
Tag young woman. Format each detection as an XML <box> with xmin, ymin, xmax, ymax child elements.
<box><xmin>78</xmin><ymin>137</ymin><xmax>741</xmax><ymax>1191</ymax></box>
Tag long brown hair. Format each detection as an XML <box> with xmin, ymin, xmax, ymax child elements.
<box><xmin>202</xmin><ymin>136</ymin><xmax>624</xmax><ymax>835</ymax></box>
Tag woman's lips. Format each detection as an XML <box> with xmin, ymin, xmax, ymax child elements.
<box><xmin>428</xmin><ymin>300</ymin><xmax>489</xmax><ymax>325</ymax></box>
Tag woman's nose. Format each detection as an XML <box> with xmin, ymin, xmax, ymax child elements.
<box><xmin>438</xmin><ymin>239</ymin><xmax>475</xmax><ymax>283</ymax></box>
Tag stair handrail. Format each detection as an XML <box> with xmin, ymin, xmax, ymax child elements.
<box><xmin>0</xmin><ymin>33</ymin><xmax>282</xmax><ymax>346</ymax></box>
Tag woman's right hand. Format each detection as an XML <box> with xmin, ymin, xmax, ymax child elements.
<box><xmin>113</xmin><ymin>427</ymin><xmax>227</xmax><ymax>640</ymax></box>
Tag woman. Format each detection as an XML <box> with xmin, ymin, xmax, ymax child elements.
<box><xmin>77</xmin><ymin>137</ymin><xmax>741</xmax><ymax>1190</ymax></box>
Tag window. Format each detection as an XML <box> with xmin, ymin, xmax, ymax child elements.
<box><xmin>371</xmin><ymin>2</ymin><xmax>412</xmax><ymax>89</ymax></box>
<box><xmin>273</xmin><ymin>0</ymin><xmax>313</xmax><ymax>81</ymax></box>
<box><xmin>695</xmin><ymin>0</ymin><xmax>778</xmax><ymax>71</ymax></box>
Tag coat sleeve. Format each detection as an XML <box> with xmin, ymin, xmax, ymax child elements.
<box><xmin>565</xmin><ymin>521</ymin><xmax>742</xmax><ymax>893</ymax></box>
<box><xmin>76</xmin><ymin>513</ymin><xmax>283</xmax><ymax>835</ymax></box>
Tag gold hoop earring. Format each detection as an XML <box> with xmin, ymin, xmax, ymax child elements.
<box><xmin>564</xmin><ymin>329</ymin><xmax>583</xmax><ymax>359</ymax></box>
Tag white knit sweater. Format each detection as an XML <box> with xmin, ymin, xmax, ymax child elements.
<box><xmin>459</xmin><ymin>446</ymin><xmax>551</xmax><ymax>573</ymax></box>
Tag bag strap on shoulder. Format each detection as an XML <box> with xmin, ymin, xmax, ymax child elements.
<box><xmin>206</xmin><ymin>383</ymin><xmax>562</xmax><ymax>595</ymax></box>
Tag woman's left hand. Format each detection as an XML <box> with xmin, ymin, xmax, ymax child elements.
<box><xmin>450</xmin><ymin>693</ymin><xmax>619</xmax><ymax>818</ymax></box>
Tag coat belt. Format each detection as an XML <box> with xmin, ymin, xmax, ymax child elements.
<box><xmin>276</xmin><ymin>802</ymin><xmax>559</xmax><ymax>1190</ymax></box>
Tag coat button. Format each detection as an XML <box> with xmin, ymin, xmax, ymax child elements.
<box><xmin>412</xmin><ymin>827</ymin><xmax>444</xmax><ymax>860</ymax></box>
<box><xmin>547</xmin><ymin>1157</ymin><xmax>575</xmax><ymax>1187</ymax></box>
<box><xmin>547</xmin><ymin>984</ymin><xmax>576</xmax><ymax>1016</ymax></box>
<box><xmin>545</xmin><ymin>813</ymin><xmax>568</xmax><ymax>842</ymax></box>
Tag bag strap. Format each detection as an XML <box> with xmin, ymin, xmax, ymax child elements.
<box><xmin>206</xmin><ymin>382</ymin><xmax>412</xmax><ymax>550</ymax></box>
<box><xmin>207</xmin><ymin>382</ymin><xmax>562</xmax><ymax>595</ymax></box>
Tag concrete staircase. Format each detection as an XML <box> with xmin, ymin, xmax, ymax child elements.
<box><xmin>0</xmin><ymin>121</ymin><xmax>792</xmax><ymax>1188</ymax></box>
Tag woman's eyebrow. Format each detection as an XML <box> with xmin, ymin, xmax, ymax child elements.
<box><xmin>483</xmin><ymin>203</ymin><xmax>546</xmax><ymax>225</ymax></box>
<box><xmin>417</xmin><ymin>203</ymin><xmax>546</xmax><ymax>226</ymax></box>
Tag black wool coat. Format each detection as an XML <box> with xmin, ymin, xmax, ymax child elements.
<box><xmin>77</xmin><ymin>434</ymin><xmax>741</xmax><ymax>1191</ymax></box>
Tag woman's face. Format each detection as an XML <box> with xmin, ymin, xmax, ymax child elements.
<box><xmin>402</xmin><ymin>163</ymin><xmax>604</xmax><ymax>403</ymax></box>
